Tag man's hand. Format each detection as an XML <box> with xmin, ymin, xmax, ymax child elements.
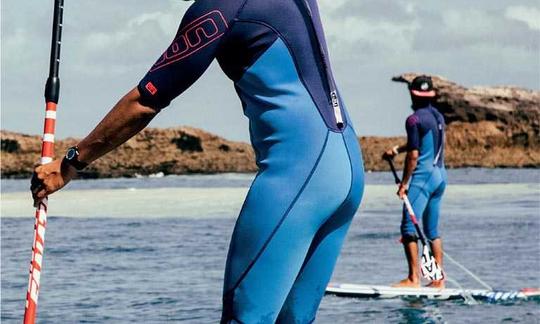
<box><xmin>31</xmin><ymin>159</ymin><xmax>77</xmax><ymax>207</ymax></box>
<box><xmin>382</xmin><ymin>145</ymin><xmax>400</xmax><ymax>160</ymax></box>
<box><xmin>397</xmin><ymin>183</ymin><xmax>408</xmax><ymax>199</ymax></box>
<box><xmin>382</xmin><ymin>149</ymin><xmax>396</xmax><ymax>161</ymax></box>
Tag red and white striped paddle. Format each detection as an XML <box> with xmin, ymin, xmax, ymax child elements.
<box><xmin>24</xmin><ymin>1</ymin><xmax>64</xmax><ymax>323</ymax></box>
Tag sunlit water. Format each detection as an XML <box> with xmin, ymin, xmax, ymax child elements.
<box><xmin>2</xmin><ymin>169</ymin><xmax>539</xmax><ymax>323</ymax></box>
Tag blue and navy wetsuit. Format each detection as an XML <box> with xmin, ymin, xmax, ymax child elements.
<box><xmin>137</xmin><ymin>0</ymin><xmax>365</xmax><ymax>322</ymax></box>
<box><xmin>402</xmin><ymin>105</ymin><xmax>446</xmax><ymax>241</ymax></box>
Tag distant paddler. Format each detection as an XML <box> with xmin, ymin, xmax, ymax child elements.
<box><xmin>383</xmin><ymin>75</ymin><xmax>447</xmax><ymax>289</ymax></box>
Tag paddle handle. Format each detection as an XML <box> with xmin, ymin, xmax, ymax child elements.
<box><xmin>24</xmin><ymin>1</ymin><xmax>64</xmax><ymax>323</ymax></box>
<box><xmin>385</xmin><ymin>157</ymin><xmax>401</xmax><ymax>185</ymax></box>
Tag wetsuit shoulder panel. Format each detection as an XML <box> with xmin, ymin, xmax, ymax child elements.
<box><xmin>405</xmin><ymin>114</ymin><xmax>421</xmax><ymax>151</ymax></box>
<box><xmin>137</xmin><ymin>0</ymin><xmax>246</xmax><ymax>110</ymax></box>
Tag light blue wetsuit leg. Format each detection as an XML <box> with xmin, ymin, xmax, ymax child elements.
<box><xmin>277</xmin><ymin>127</ymin><xmax>364</xmax><ymax>324</ymax></box>
<box><xmin>401</xmin><ymin>183</ymin><xmax>430</xmax><ymax>237</ymax></box>
<box><xmin>422</xmin><ymin>169</ymin><xmax>446</xmax><ymax>240</ymax></box>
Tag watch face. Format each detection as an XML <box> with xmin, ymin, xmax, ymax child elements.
<box><xmin>66</xmin><ymin>148</ymin><xmax>76</xmax><ymax>160</ymax></box>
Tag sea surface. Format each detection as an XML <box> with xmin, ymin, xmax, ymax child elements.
<box><xmin>1</xmin><ymin>169</ymin><xmax>539</xmax><ymax>323</ymax></box>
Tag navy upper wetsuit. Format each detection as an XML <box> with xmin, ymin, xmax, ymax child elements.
<box><xmin>137</xmin><ymin>1</ymin><xmax>365</xmax><ymax>323</ymax></box>
<box><xmin>402</xmin><ymin>105</ymin><xmax>446</xmax><ymax>241</ymax></box>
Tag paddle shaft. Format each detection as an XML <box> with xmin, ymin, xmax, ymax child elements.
<box><xmin>385</xmin><ymin>158</ymin><xmax>428</xmax><ymax>245</ymax></box>
<box><xmin>24</xmin><ymin>1</ymin><xmax>64</xmax><ymax>323</ymax></box>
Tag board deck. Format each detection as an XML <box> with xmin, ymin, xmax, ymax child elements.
<box><xmin>326</xmin><ymin>283</ymin><xmax>540</xmax><ymax>302</ymax></box>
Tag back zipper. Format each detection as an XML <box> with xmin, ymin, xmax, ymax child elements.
<box><xmin>297</xmin><ymin>0</ymin><xmax>344</xmax><ymax>129</ymax></box>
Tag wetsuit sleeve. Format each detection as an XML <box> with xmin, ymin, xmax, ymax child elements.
<box><xmin>137</xmin><ymin>2</ymin><xmax>240</xmax><ymax>110</ymax></box>
<box><xmin>405</xmin><ymin>115</ymin><xmax>420</xmax><ymax>151</ymax></box>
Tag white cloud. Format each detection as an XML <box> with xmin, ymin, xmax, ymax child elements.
<box><xmin>2</xmin><ymin>28</ymin><xmax>29</xmax><ymax>63</ymax></box>
<box><xmin>127</xmin><ymin>11</ymin><xmax>179</xmax><ymax>34</ymax></box>
<box><xmin>82</xmin><ymin>10</ymin><xmax>179</xmax><ymax>54</ymax></box>
<box><xmin>505</xmin><ymin>6</ymin><xmax>540</xmax><ymax>30</ymax></box>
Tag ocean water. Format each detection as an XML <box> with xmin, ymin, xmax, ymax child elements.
<box><xmin>1</xmin><ymin>169</ymin><xmax>539</xmax><ymax>323</ymax></box>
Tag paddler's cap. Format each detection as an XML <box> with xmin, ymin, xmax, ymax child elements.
<box><xmin>409</xmin><ymin>75</ymin><xmax>436</xmax><ymax>98</ymax></box>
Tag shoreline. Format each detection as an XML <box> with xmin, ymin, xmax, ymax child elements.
<box><xmin>2</xmin><ymin>74</ymin><xmax>538</xmax><ymax>178</ymax></box>
<box><xmin>1</xmin><ymin>125</ymin><xmax>539</xmax><ymax>179</ymax></box>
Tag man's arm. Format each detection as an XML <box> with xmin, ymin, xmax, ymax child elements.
<box><xmin>77</xmin><ymin>88</ymin><xmax>157</xmax><ymax>164</ymax></box>
<box><xmin>31</xmin><ymin>88</ymin><xmax>157</xmax><ymax>204</ymax></box>
<box><xmin>396</xmin><ymin>114</ymin><xmax>421</xmax><ymax>198</ymax></box>
<box><xmin>382</xmin><ymin>144</ymin><xmax>407</xmax><ymax>160</ymax></box>
<box><xmin>397</xmin><ymin>149</ymin><xmax>418</xmax><ymax>198</ymax></box>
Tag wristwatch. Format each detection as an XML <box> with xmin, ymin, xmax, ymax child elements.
<box><xmin>63</xmin><ymin>146</ymin><xmax>88</xmax><ymax>170</ymax></box>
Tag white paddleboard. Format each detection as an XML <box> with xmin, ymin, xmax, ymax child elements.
<box><xmin>326</xmin><ymin>283</ymin><xmax>540</xmax><ymax>301</ymax></box>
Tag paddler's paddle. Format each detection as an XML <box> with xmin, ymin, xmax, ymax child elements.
<box><xmin>24</xmin><ymin>1</ymin><xmax>65</xmax><ymax>323</ymax></box>
<box><xmin>386</xmin><ymin>158</ymin><xmax>444</xmax><ymax>281</ymax></box>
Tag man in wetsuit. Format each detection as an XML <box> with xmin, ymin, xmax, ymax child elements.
<box><xmin>31</xmin><ymin>0</ymin><xmax>364</xmax><ymax>322</ymax></box>
<box><xmin>383</xmin><ymin>76</ymin><xmax>446</xmax><ymax>289</ymax></box>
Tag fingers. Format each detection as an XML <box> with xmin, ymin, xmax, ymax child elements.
<box><xmin>33</xmin><ymin>189</ymin><xmax>47</xmax><ymax>208</ymax></box>
<box><xmin>31</xmin><ymin>172</ymin><xmax>40</xmax><ymax>190</ymax></box>
<box><xmin>31</xmin><ymin>165</ymin><xmax>48</xmax><ymax>207</ymax></box>
<box><xmin>30</xmin><ymin>159</ymin><xmax>73</xmax><ymax>207</ymax></box>
<box><xmin>32</xmin><ymin>181</ymin><xmax>53</xmax><ymax>207</ymax></box>
<box><xmin>35</xmin><ymin>188</ymin><xmax>48</xmax><ymax>199</ymax></box>
<box><xmin>396</xmin><ymin>185</ymin><xmax>408</xmax><ymax>199</ymax></box>
<box><xmin>382</xmin><ymin>150</ymin><xmax>396</xmax><ymax>161</ymax></box>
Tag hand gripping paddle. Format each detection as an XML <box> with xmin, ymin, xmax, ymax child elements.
<box><xmin>386</xmin><ymin>158</ymin><xmax>444</xmax><ymax>281</ymax></box>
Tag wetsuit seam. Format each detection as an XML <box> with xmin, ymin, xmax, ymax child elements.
<box><xmin>232</xmin><ymin>316</ymin><xmax>245</xmax><ymax>324</ymax></box>
<box><xmin>226</xmin><ymin>130</ymin><xmax>331</xmax><ymax>294</ymax></box>
<box><xmin>295</xmin><ymin>132</ymin><xmax>354</xmax><ymax>278</ymax></box>
<box><xmin>215</xmin><ymin>0</ymin><xmax>249</xmax><ymax>57</ymax></box>
<box><xmin>228</xmin><ymin>20</ymin><xmax>279</xmax><ymax>82</ymax></box>
<box><xmin>234</xmin><ymin>18</ymin><xmax>336</xmax><ymax>132</ymax></box>
<box><xmin>409</xmin><ymin>171</ymin><xmax>434</xmax><ymax>207</ymax></box>
<box><xmin>330</xmin><ymin>132</ymin><xmax>355</xmax><ymax>220</ymax></box>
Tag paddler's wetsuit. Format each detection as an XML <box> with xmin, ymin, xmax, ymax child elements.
<box><xmin>137</xmin><ymin>0</ymin><xmax>364</xmax><ymax>322</ymax></box>
<box><xmin>402</xmin><ymin>104</ymin><xmax>446</xmax><ymax>242</ymax></box>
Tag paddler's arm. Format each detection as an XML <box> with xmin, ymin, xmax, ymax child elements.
<box><xmin>397</xmin><ymin>149</ymin><xmax>418</xmax><ymax>198</ymax></box>
<box><xmin>77</xmin><ymin>87</ymin><xmax>157</xmax><ymax>164</ymax></box>
<box><xmin>31</xmin><ymin>87</ymin><xmax>157</xmax><ymax>205</ymax></box>
<box><xmin>382</xmin><ymin>144</ymin><xmax>407</xmax><ymax>160</ymax></box>
<box><xmin>396</xmin><ymin>114</ymin><xmax>420</xmax><ymax>198</ymax></box>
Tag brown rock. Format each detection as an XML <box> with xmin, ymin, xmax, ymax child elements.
<box><xmin>1</xmin><ymin>127</ymin><xmax>257</xmax><ymax>178</ymax></box>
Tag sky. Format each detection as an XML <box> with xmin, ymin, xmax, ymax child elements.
<box><xmin>1</xmin><ymin>0</ymin><xmax>539</xmax><ymax>141</ymax></box>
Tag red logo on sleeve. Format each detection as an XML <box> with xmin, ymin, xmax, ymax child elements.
<box><xmin>150</xmin><ymin>10</ymin><xmax>228</xmax><ymax>72</ymax></box>
<box><xmin>145</xmin><ymin>82</ymin><xmax>158</xmax><ymax>95</ymax></box>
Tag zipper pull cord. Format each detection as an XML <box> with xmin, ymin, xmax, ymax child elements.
<box><xmin>300</xmin><ymin>0</ymin><xmax>344</xmax><ymax>129</ymax></box>
<box><xmin>331</xmin><ymin>91</ymin><xmax>344</xmax><ymax>128</ymax></box>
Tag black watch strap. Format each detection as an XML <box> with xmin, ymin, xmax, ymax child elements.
<box><xmin>64</xmin><ymin>146</ymin><xmax>88</xmax><ymax>171</ymax></box>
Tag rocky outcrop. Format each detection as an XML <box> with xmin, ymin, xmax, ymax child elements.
<box><xmin>393</xmin><ymin>73</ymin><xmax>540</xmax><ymax>148</ymax></box>
<box><xmin>1</xmin><ymin>74</ymin><xmax>538</xmax><ymax>178</ymax></box>
<box><xmin>0</xmin><ymin>127</ymin><xmax>257</xmax><ymax>178</ymax></box>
